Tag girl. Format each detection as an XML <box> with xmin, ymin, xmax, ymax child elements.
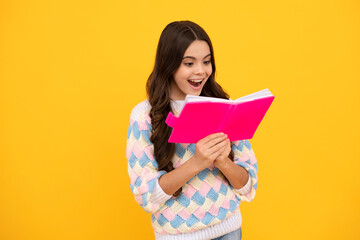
<box><xmin>126</xmin><ymin>21</ymin><xmax>258</xmax><ymax>240</ymax></box>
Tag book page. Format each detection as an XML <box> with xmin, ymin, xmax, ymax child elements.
<box><xmin>185</xmin><ymin>95</ymin><xmax>232</xmax><ymax>103</ymax></box>
<box><xmin>185</xmin><ymin>89</ymin><xmax>273</xmax><ymax>104</ymax></box>
<box><xmin>235</xmin><ymin>89</ymin><xmax>273</xmax><ymax>102</ymax></box>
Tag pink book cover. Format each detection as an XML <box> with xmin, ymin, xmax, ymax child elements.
<box><xmin>165</xmin><ymin>89</ymin><xmax>275</xmax><ymax>143</ymax></box>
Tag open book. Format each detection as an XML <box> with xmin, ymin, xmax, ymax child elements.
<box><xmin>165</xmin><ymin>89</ymin><xmax>275</xmax><ymax>143</ymax></box>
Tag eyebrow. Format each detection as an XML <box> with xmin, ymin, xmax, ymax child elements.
<box><xmin>182</xmin><ymin>53</ymin><xmax>211</xmax><ymax>60</ymax></box>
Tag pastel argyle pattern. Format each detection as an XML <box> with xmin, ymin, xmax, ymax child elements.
<box><xmin>231</xmin><ymin>140</ymin><xmax>258</xmax><ymax>202</ymax></box>
<box><xmin>126</xmin><ymin>101</ymin><xmax>258</xmax><ymax>234</ymax></box>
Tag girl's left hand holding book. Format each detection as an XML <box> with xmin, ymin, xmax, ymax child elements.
<box><xmin>213</xmin><ymin>137</ymin><xmax>250</xmax><ymax>190</ymax></box>
<box><xmin>213</xmin><ymin>136</ymin><xmax>231</xmax><ymax>169</ymax></box>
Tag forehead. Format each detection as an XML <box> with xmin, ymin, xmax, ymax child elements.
<box><xmin>183</xmin><ymin>40</ymin><xmax>211</xmax><ymax>57</ymax></box>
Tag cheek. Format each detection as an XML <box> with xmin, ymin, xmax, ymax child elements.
<box><xmin>174</xmin><ymin>67</ymin><xmax>191</xmax><ymax>80</ymax></box>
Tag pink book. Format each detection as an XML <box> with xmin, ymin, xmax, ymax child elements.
<box><xmin>165</xmin><ymin>89</ymin><xmax>275</xmax><ymax>143</ymax></box>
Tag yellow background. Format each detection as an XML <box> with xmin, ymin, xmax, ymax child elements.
<box><xmin>1</xmin><ymin>0</ymin><xmax>359</xmax><ymax>239</ymax></box>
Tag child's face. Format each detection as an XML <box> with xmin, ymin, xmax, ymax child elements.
<box><xmin>170</xmin><ymin>40</ymin><xmax>212</xmax><ymax>100</ymax></box>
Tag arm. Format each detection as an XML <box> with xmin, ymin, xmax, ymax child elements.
<box><xmin>215</xmin><ymin>138</ymin><xmax>258</xmax><ymax>202</ymax></box>
<box><xmin>126</xmin><ymin>116</ymin><xmax>170</xmax><ymax>213</ymax></box>
<box><xmin>214</xmin><ymin>155</ymin><xmax>250</xmax><ymax>189</ymax></box>
<box><xmin>158</xmin><ymin>157</ymin><xmax>200</xmax><ymax>195</ymax></box>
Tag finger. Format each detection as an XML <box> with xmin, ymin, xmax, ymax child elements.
<box><xmin>199</xmin><ymin>132</ymin><xmax>225</xmax><ymax>145</ymax></box>
<box><xmin>208</xmin><ymin>138</ymin><xmax>229</xmax><ymax>156</ymax></box>
<box><xmin>220</xmin><ymin>141</ymin><xmax>231</xmax><ymax>154</ymax></box>
<box><xmin>214</xmin><ymin>142</ymin><xmax>231</xmax><ymax>159</ymax></box>
<box><xmin>204</xmin><ymin>134</ymin><xmax>228</xmax><ymax>148</ymax></box>
<box><xmin>217</xmin><ymin>139</ymin><xmax>230</xmax><ymax>150</ymax></box>
<box><xmin>209</xmin><ymin>144</ymin><xmax>228</xmax><ymax>160</ymax></box>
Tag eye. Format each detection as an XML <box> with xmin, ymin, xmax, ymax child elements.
<box><xmin>184</xmin><ymin>62</ymin><xmax>193</xmax><ymax>66</ymax></box>
<box><xmin>204</xmin><ymin>60</ymin><xmax>211</xmax><ymax>65</ymax></box>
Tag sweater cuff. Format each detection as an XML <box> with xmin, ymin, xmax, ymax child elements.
<box><xmin>234</xmin><ymin>174</ymin><xmax>252</xmax><ymax>195</ymax></box>
<box><xmin>149</xmin><ymin>178</ymin><xmax>173</xmax><ymax>205</ymax></box>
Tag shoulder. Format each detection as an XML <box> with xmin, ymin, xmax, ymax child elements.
<box><xmin>129</xmin><ymin>99</ymin><xmax>151</xmax><ymax>123</ymax></box>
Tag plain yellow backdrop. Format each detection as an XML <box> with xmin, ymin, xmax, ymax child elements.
<box><xmin>1</xmin><ymin>0</ymin><xmax>359</xmax><ymax>239</ymax></box>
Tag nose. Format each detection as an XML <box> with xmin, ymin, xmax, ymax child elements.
<box><xmin>194</xmin><ymin>63</ymin><xmax>206</xmax><ymax>75</ymax></box>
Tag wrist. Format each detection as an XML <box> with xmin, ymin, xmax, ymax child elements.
<box><xmin>188</xmin><ymin>156</ymin><xmax>203</xmax><ymax>174</ymax></box>
<box><xmin>215</xmin><ymin>157</ymin><xmax>231</xmax><ymax>171</ymax></box>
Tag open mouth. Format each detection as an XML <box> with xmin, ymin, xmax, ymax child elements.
<box><xmin>188</xmin><ymin>79</ymin><xmax>203</xmax><ymax>87</ymax></box>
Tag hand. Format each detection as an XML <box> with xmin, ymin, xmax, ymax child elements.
<box><xmin>192</xmin><ymin>132</ymin><xmax>229</xmax><ymax>172</ymax></box>
<box><xmin>214</xmin><ymin>138</ymin><xmax>231</xmax><ymax>169</ymax></box>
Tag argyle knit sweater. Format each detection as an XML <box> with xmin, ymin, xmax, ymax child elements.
<box><xmin>126</xmin><ymin>100</ymin><xmax>258</xmax><ymax>239</ymax></box>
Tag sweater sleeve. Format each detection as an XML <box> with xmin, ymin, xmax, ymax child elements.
<box><xmin>126</xmin><ymin>110</ymin><xmax>172</xmax><ymax>213</ymax></box>
<box><xmin>231</xmin><ymin>139</ymin><xmax>258</xmax><ymax>202</ymax></box>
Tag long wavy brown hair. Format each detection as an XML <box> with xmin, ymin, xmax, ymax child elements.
<box><xmin>146</xmin><ymin>21</ymin><xmax>234</xmax><ymax>196</ymax></box>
